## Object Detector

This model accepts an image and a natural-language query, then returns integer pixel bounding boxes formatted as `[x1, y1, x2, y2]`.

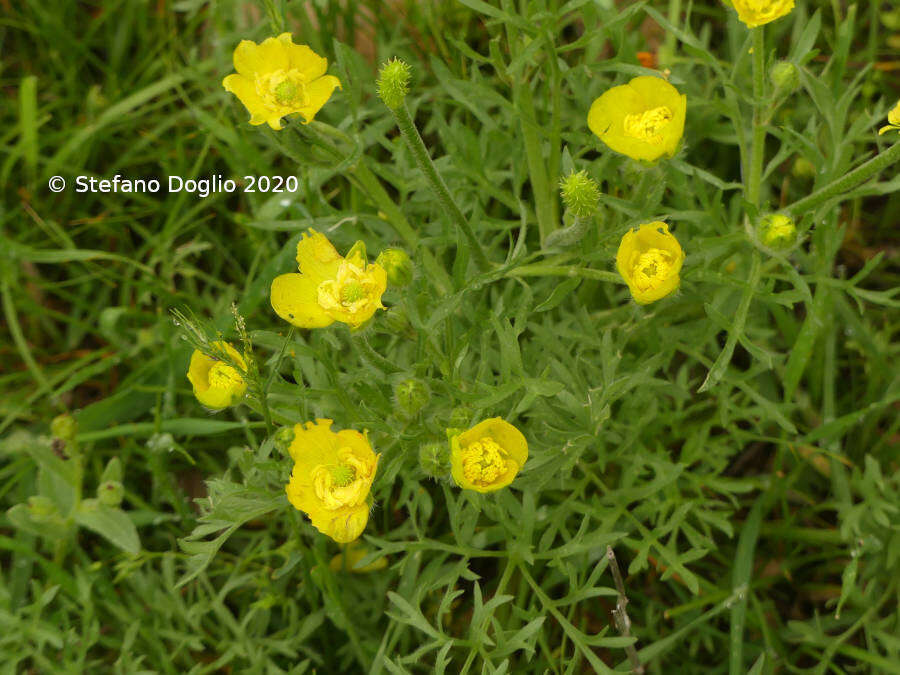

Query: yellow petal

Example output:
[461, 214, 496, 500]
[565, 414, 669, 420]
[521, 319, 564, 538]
[271, 273, 333, 328]
[451, 418, 528, 493]
[283, 41, 329, 81]
[222, 74, 270, 125]
[234, 36, 288, 77]
[294, 75, 342, 124]
[287, 418, 340, 467]
[295, 229, 343, 282]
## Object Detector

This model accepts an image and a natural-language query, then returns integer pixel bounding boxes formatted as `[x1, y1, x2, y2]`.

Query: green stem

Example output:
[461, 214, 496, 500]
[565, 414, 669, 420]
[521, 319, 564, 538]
[747, 27, 767, 209]
[390, 102, 491, 271]
[786, 140, 900, 217]
[505, 264, 621, 283]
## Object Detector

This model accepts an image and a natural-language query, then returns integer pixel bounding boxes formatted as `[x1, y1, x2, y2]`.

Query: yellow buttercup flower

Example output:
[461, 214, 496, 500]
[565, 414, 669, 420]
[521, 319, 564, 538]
[222, 33, 341, 130]
[727, 0, 795, 28]
[186, 341, 247, 409]
[271, 229, 387, 329]
[588, 76, 687, 162]
[450, 418, 528, 493]
[285, 419, 379, 543]
[878, 100, 900, 135]
[616, 222, 685, 305]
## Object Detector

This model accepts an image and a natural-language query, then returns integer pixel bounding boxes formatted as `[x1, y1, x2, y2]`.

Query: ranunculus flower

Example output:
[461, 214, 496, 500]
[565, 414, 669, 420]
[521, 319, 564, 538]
[727, 0, 794, 28]
[616, 222, 685, 305]
[222, 33, 341, 130]
[449, 418, 528, 493]
[285, 419, 379, 544]
[186, 341, 247, 409]
[588, 76, 686, 163]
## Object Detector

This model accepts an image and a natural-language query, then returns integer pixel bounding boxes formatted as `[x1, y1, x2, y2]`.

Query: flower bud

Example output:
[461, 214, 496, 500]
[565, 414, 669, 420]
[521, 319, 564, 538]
[770, 61, 799, 93]
[419, 442, 450, 478]
[273, 426, 295, 455]
[380, 306, 410, 334]
[394, 378, 430, 418]
[51, 413, 77, 441]
[447, 405, 473, 429]
[98, 480, 125, 507]
[28, 495, 60, 521]
[757, 213, 797, 250]
[792, 157, 816, 178]
[376, 249, 414, 287]
[377, 58, 411, 110]
[559, 170, 600, 219]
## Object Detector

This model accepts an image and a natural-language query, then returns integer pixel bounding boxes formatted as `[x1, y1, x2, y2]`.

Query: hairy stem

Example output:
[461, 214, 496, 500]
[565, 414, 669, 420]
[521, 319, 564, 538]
[746, 27, 767, 209]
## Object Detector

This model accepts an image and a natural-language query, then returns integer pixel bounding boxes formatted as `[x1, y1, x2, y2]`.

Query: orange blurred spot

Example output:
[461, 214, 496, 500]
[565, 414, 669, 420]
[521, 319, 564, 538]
[637, 51, 657, 69]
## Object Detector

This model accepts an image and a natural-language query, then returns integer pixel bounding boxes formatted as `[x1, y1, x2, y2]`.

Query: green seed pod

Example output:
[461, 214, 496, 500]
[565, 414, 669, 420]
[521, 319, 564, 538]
[377, 58, 411, 110]
[419, 442, 450, 478]
[51, 413, 77, 442]
[770, 61, 799, 93]
[274, 426, 295, 455]
[395, 378, 430, 418]
[757, 213, 798, 250]
[559, 170, 600, 219]
[98, 480, 125, 507]
[376, 248, 414, 287]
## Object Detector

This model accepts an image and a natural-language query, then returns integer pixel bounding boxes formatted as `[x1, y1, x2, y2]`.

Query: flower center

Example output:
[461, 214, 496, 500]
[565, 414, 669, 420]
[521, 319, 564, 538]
[461, 437, 508, 486]
[258, 69, 308, 108]
[208, 361, 242, 389]
[317, 262, 377, 316]
[632, 248, 674, 291]
[312, 450, 371, 510]
[623, 106, 673, 144]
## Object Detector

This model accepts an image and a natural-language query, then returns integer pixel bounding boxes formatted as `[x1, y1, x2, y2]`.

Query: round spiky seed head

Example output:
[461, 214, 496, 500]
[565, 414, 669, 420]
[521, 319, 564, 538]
[419, 442, 450, 479]
[758, 213, 798, 250]
[377, 58, 411, 110]
[560, 171, 601, 219]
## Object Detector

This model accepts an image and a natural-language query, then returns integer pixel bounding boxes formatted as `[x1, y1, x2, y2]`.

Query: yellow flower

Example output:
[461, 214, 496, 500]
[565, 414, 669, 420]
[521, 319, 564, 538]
[616, 222, 685, 305]
[271, 229, 387, 329]
[186, 341, 247, 409]
[450, 418, 528, 493]
[727, 0, 795, 28]
[285, 419, 379, 543]
[878, 100, 900, 135]
[588, 76, 687, 162]
[222, 33, 341, 130]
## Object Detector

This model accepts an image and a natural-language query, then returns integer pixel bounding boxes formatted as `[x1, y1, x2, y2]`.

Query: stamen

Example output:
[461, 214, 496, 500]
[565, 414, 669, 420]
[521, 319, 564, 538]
[623, 106, 673, 144]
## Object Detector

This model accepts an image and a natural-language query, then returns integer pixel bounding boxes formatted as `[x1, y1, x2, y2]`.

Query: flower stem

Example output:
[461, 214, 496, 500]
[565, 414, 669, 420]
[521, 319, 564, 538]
[746, 27, 767, 209]
[785, 140, 900, 217]
[389, 102, 491, 271]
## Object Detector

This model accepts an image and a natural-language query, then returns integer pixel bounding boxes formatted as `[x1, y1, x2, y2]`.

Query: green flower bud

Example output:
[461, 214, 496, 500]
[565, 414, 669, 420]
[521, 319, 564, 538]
[792, 157, 816, 178]
[28, 495, 60, 520]
[274, 426, 295, 455]
[419, 442, 450, 478]
[376, 248, 414, 287]
[97, 480, 125, 507]
[559, 170, 600, 219]
[51, 413, 77, 441]
[447, 406, 472, 429]
[770, 61, 799, 92]
[380, 307, 410, 334]
[377, 58, 411, 110]
[758, 213, 797, 250]
[395, 378, 430, 418]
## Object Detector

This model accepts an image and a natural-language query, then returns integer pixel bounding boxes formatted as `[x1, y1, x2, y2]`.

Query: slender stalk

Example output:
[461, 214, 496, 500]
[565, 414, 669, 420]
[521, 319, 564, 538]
[607, 546, 644, 674]
[785, 140, 900, 217]
[746, 27, 767, 209]
[390, 102, 491, 271]
[505, 264, 621, 283]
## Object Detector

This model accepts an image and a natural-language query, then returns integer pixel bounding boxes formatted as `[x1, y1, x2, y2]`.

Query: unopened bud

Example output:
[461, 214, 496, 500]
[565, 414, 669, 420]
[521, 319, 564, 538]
[447, 406, 472, 429]
[28, 495, 59, 520]
[376, 248, 413, 287]
[770, 61, 799, 92]
[51, 413, 77, 441]
[395, 379, 430, 418]
[792, 157, 816, 178]
[377, 58, 411, 110]
[98, 480, 125, 507]
[274, 426, 295, 454]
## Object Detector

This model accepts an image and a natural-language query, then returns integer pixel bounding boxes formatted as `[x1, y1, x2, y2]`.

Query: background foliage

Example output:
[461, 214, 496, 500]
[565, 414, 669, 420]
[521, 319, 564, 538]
[2, 0, 898, 672]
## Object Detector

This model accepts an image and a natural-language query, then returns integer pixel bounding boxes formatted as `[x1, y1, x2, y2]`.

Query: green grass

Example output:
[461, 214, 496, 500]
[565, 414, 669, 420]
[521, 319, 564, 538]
[2, 0, 899, 672]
